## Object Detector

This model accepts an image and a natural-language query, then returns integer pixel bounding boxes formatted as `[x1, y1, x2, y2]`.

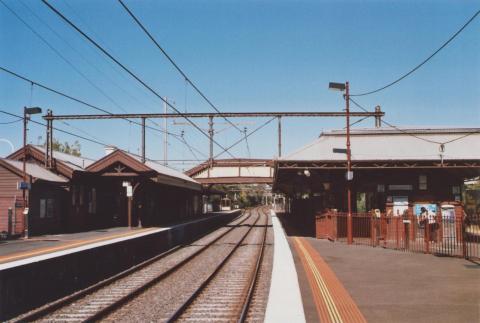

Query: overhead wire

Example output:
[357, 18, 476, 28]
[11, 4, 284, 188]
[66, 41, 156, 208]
[0, 109, 180, 165]
[116, 0, 244, 135]
[214, 117, 276, 159]
[0, 66, 209, 160]
[17, 0, 161, 123]
[349, 97, 480, 145]
[41, 0, 236, 159]
[244, 127, 251, 158]
[0, 0, 130, 114]
[10, 0, 181, 146]
[351, 9, 480, 97]
[0, 117, 23, 124]
[61, 0, 160, 108]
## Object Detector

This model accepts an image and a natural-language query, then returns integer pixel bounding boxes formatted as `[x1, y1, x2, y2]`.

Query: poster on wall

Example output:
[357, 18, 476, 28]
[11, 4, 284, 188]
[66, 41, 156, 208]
[414, 204, 437, 217]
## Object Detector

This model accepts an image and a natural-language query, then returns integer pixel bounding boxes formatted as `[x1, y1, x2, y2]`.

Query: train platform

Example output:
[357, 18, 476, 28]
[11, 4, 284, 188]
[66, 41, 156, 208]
[288, 236, 480, 323]
[0, 227, 156, 267]
[0, 211, 239, 269]
[265, 210, 306, 322]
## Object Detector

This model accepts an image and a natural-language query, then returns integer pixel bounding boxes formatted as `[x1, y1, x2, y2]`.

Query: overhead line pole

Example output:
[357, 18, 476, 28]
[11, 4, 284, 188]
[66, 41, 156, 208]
[277, 116, 282, 158]
[164, 97, 168, 166]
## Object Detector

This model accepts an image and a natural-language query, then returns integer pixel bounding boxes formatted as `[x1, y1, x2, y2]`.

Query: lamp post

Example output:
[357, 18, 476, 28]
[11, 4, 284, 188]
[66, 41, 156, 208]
[329, 82, 353, 244]
[23, 106, 42, 239]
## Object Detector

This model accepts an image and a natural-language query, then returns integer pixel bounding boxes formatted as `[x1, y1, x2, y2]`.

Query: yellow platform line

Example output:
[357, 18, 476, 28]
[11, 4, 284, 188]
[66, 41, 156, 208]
[295, 237, 343, 323]
[0, 228, 156, 264]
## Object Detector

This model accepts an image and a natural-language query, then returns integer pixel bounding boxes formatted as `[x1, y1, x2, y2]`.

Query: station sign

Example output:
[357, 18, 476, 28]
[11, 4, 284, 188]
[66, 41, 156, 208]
[346, 171, 353, 181]
[17, 181, 31, 190]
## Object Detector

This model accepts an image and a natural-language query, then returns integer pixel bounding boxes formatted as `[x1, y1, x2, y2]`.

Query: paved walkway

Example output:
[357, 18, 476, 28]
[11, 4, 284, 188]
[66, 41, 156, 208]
[0, 227, 155, 265]
[265, 210, 306, 323]
[0, 212, 239, 266]
[290, 237, 480, 323]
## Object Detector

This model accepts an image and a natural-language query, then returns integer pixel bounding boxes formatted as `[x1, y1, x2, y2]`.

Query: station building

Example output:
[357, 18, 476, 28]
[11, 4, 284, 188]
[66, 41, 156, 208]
[0, 145, 202, 237]
[274, 127, 480, 235]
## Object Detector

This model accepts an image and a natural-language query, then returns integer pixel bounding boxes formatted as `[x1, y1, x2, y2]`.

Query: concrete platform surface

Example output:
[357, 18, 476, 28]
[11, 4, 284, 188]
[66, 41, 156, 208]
[265, 211, 306, 323]
[0, 227, 155, 265]
[0, 212, 237, 266]
[290, 237, 480, 323]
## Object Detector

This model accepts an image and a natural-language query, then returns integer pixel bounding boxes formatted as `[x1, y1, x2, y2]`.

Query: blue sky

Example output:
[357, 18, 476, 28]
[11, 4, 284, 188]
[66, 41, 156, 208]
[0, 0, 479, 170]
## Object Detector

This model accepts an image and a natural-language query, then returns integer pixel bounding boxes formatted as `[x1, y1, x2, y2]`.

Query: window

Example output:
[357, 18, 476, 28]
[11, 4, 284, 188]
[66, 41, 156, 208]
[72, 185, 77, 206]
[419, 175, 427, 190]
[79, 185, 84, 206]
[88, 188, 97, 214]
[39, 198, 55, 218]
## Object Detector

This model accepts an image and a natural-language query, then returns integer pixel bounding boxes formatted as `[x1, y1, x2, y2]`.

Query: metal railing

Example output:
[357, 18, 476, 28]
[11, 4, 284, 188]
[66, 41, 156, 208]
[316, 211, 480, 260]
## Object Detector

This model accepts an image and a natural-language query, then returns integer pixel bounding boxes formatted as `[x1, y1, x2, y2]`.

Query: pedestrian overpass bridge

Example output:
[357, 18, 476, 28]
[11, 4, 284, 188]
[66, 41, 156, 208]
[185, 159, 274, 185]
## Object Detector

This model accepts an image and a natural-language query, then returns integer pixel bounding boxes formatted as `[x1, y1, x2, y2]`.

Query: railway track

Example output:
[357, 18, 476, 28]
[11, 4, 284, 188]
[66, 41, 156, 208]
[167, 206, 269, 322]
[13, 206, 271, 323]
[12, 210, 251, 322]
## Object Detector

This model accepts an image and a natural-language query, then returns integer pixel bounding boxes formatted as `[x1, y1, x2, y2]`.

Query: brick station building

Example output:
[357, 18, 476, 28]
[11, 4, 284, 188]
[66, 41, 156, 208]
[0, 145, 202, 237]
[274, 127, 480, 237]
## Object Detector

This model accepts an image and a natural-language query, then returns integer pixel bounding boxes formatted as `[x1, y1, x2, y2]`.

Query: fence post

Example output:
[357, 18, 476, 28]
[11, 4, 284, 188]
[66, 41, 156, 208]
[425, 221, 430, 254]
[370, 215, 375, 247]
[395, 216, 399, 249]
[462, 216, 467, 259]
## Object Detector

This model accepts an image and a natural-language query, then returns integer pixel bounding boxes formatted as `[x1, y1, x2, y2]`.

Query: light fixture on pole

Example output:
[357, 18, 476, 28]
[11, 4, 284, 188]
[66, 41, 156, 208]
[329, 82, 353, 245]
[22, 106, 42, 239]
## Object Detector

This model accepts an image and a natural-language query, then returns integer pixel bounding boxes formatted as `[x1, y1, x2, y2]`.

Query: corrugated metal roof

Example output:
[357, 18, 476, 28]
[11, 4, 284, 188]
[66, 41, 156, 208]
[282, 127, 480, 161]
[1, 159, 67, 183]
[125, 153, 201, 188]
[34, 145, 95, 170]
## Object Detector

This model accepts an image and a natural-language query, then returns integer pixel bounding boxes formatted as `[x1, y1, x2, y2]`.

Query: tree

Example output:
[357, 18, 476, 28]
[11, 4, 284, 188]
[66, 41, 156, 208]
[48, 139, 82, 157]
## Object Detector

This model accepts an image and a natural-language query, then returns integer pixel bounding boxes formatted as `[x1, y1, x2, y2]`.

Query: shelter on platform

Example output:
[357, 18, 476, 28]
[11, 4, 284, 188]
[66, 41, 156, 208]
[1, 145, 202, 237]
[274, 127, 480, 235]
[0, 158, 67, 236]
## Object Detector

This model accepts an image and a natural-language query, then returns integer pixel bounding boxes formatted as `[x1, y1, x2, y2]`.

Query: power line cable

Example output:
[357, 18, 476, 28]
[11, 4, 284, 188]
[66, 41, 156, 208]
[351, 9, 480, 97]
[349, 97, 480, 145]
[18, 0, 160, 121]
[0, 116, 23, 124]
[0, 109, 183, 165]
[0, 66, 186, 140]
[61, 0, 161, 108]
[244, 127, 251, 158]
[214, 117, 276, 159]
[12, 0, 167, 136]
[117, 0, 244, 135]
[0, 0, 131, 114]
[41, 0, 236, 159]
[0, 66, 208, 161]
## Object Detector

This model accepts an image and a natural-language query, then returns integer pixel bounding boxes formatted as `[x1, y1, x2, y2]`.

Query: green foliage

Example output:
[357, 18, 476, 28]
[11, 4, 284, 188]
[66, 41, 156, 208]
[211, 184, 268, 208]
[49, 139, 82, 157]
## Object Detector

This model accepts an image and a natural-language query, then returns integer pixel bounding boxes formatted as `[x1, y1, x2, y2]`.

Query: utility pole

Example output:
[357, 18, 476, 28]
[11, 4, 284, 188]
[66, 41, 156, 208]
[163, 97, 168, 166]
[22, 106, 42, 239]
[141, 117, 146, 163]
[345, 82, 353, 245]
[375, 105, 382, 128]
[208, 115, 214, 162]
[22, 107, 28, 239]
[277, 116, 282, 158]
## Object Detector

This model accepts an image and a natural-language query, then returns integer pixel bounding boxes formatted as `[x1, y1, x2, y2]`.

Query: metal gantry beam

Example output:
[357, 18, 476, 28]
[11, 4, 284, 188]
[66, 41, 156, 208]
[42, 109, 384, 165]
[42, 111, 384, 120]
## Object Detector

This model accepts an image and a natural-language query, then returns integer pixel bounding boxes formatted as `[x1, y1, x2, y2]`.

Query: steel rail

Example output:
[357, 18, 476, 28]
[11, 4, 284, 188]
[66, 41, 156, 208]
[238, 207, 269, 322]
[166, 206, 268, 322]
[43, 111, 384, 120]
[12, 210, 248, 322]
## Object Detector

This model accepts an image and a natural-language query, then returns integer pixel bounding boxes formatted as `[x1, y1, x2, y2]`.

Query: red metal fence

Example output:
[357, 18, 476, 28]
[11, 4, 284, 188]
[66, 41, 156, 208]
[316, 211, 480, 260]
